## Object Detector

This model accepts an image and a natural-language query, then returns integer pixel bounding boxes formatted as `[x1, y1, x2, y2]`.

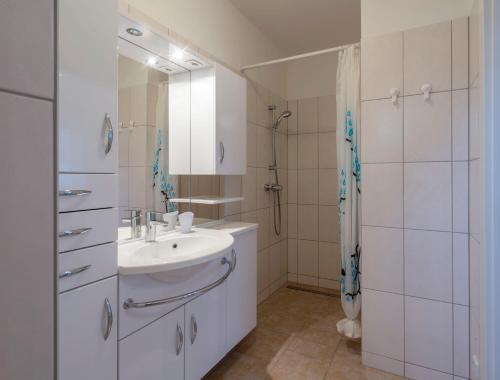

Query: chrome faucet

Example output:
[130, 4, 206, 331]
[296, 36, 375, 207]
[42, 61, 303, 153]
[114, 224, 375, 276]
[145, 211, 170, 242]
[123, 209, 142, 239]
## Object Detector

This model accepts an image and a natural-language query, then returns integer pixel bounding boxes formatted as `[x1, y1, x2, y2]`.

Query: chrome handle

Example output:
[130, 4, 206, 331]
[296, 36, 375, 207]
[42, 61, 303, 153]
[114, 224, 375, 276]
[219, 141, 225, 164]
[58, 227, 92, 238]
[58, 264, 92, 279]
[176, 324, 183, 356]
[103, 297, 113, 341]
[190, 315, 198, 344]
[231, 248, 237, 272]
[123, 252, 235, 309]
[104, 113, 114, 155]
[58, 189, 92, 197]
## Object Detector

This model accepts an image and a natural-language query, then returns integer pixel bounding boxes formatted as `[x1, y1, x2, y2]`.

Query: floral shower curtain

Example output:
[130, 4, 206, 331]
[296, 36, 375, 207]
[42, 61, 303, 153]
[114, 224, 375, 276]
[336, 46, 361, 339]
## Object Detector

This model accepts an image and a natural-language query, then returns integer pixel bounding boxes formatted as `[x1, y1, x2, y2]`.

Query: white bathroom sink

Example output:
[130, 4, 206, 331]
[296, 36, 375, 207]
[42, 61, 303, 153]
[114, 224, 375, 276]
[118, 228, 234, 276]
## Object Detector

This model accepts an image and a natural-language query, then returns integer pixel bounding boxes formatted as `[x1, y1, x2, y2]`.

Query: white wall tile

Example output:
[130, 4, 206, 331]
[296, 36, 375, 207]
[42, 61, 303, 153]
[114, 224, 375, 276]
[298, 169, 318, 204]
[469, 159, 480, 239]
[318, 278, 339, 290]
[405, 363, 453, 380]
[298, 97, 318, 133]
[318, 132, 337, 168]
[318, 169, 338, 205]
[257, 168, 272, 209]
[297, 274, 319, 287]
[453, 304, 470, 378]
[298, 240, 318, 277]
[404, 21, 452, 95]
[269, 243, 281, 284]
[318, 95, 336, 132]
[256, 126, 272, 168]
[129, 125, 148, 166]
[453, 162, 469, 233]
[118, 130, 130, 166]
[288, 204, 297, 239]
[242, 167, 257, 212]
[452, 17, 469, 90]
[404, 230, 453, 302]
[404, 162, 452, 231]
[288, 170, 298, 204]
[361, 31, 403, 101]
[247, 82, 257, 124]
[452, 90, 469, 161]
[257, 208, 270, 250]
[404, 92, 452, 162]
[288, 134, 298, 169]
[453, 233, 469, 306]
[405, 296, 453, 373]
[119, 167, 129, 207]
[469, 85, 480, 160]
[247, 122, 257, 167]
[363, 289, 404, 361]
[287, 239, 297, 274]
[287, 100, 298, 134]
[318, 205, 339, 243]
[362, 226, 403, 294]
[361, 98, 403, 163]
[257, 248, 269, 291]
[362, 352, 404, 377]
[318, 242, 340, 280]
[298, 133, 318, 169]
[361, 163, 403, 228]
[297, 205, 318, 241]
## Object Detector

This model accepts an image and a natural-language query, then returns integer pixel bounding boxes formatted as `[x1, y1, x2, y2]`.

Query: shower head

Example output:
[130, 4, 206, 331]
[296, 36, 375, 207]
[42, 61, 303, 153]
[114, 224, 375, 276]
[273, 110, 292, 130]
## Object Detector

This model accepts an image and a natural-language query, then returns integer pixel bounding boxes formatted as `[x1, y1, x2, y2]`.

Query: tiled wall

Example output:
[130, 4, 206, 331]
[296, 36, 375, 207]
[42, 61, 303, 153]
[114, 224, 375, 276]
[286, 96, 341, 290]
[360, 19, 471, 379]
[222, 79, 289, 303]
[468, 0, 482, 378]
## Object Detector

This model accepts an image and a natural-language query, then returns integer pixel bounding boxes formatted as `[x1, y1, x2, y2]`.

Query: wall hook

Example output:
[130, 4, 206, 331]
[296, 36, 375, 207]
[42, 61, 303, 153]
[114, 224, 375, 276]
[421, 83, 432, 101]
[389, 88, 400, 104]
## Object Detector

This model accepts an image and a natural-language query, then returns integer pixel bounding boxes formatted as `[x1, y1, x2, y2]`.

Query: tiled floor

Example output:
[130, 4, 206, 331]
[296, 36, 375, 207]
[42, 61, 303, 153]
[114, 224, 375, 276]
[205, 287, 404, 380]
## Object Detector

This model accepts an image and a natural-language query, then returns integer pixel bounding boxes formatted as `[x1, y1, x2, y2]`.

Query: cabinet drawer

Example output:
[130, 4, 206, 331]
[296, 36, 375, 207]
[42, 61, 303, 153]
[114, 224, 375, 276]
[58, 208, 117, 253]
[59, 174, 117, 212]
[58, 243, 117, 292]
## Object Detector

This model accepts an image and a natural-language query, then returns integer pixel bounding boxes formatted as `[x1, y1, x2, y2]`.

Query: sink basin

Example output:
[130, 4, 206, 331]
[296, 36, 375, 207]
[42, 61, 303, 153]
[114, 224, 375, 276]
[118, 228, 234, 276]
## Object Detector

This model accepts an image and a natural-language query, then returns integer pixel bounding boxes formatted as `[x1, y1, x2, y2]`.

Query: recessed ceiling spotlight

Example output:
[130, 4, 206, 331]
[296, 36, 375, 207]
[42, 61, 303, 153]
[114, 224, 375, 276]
[172, 48, 184, 60]
[146, 57, 158, 66]
[126, 27, 143, 37]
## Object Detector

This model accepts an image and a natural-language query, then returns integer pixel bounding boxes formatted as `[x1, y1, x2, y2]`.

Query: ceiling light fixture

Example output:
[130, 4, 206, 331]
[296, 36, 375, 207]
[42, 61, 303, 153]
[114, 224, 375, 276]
[126, 27, 143, 37]
[146, 57, 158, 66]
[172, 48, 185, 60]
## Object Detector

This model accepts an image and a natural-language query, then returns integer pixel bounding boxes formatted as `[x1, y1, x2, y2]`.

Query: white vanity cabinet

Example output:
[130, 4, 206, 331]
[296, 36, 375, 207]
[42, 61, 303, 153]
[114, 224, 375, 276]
[171, 63, 246, 175]
[226, 228, 257, 349]
[119, 306, 185, 380]
[185, 285, 227, 380]
[58, 0, 118, 173]
[58, 277, 118, 380]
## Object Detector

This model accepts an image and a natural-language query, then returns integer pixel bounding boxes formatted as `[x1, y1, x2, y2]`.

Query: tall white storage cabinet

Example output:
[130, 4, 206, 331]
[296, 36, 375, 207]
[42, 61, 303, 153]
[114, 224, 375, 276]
[57, 1, 118, 379]
[171, 63, 246, 175]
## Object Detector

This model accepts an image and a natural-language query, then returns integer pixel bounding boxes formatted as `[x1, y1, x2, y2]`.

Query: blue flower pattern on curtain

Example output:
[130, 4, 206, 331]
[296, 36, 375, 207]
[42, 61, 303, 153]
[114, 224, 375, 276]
[153, 129, 177, 213]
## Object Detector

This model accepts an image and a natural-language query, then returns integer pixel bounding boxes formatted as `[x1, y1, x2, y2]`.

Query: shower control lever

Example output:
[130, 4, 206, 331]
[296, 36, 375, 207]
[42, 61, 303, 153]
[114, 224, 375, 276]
[264, 183, 283, 192]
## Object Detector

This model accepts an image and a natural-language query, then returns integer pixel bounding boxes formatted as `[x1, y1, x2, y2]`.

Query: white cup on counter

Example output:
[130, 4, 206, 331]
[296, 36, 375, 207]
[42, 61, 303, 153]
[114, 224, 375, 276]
[178, 212, 194, 233]
[163, 211, 178, 232]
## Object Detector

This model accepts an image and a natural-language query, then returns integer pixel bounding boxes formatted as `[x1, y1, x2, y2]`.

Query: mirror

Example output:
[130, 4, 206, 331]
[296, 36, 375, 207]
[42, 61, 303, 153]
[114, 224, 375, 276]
[117, 16, 223, 240]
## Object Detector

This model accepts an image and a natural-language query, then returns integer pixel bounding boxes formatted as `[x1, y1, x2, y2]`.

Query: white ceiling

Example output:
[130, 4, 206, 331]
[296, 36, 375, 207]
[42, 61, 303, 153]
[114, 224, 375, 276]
[230, 0, 360, 55]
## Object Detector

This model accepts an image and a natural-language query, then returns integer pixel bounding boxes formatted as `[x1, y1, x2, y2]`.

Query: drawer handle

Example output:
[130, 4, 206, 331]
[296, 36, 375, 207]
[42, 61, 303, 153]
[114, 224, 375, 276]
[219, 141, 225, 164]
[58, 227, 92, 238]
[58, 264, 92, 279]
[103, 297, 113, 341]
[176, 324, 183, 356]
[190, 315, 198, 344]
[58, 189, 92, 197]
[104, 113, 114, 155]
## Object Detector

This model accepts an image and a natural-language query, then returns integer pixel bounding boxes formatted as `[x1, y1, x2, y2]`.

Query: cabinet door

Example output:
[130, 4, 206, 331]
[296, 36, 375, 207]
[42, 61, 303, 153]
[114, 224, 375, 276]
[215, 63, 246, 175]
[119, 306, 184, 380]
[185, 284, 227, 380]
[58, 0, 117, 173]
[227, 230, 257, 350]
[58, 277, 117, 380]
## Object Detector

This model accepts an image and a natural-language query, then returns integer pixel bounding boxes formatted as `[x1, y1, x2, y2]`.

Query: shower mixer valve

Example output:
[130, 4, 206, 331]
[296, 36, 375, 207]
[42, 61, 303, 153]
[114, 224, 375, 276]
[264, 183, 283, 192]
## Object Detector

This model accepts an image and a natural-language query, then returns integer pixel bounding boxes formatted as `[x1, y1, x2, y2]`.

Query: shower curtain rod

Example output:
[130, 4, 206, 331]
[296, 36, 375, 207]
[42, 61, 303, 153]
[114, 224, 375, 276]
[241, 41, 360, 72]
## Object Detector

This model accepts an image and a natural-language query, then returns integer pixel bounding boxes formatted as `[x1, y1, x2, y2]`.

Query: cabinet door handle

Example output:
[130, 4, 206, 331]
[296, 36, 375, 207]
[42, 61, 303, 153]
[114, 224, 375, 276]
[104, 113, 114, 155]
[58, 227, 92, 238]
[58, 189, 92, 197]
[219, 141, 225, 164]
[103, 297, 113, 341]
[231, 248, 237, 272]
[176, 324, 184, 355]
[58, 264, 92, 279]
[190, 315, 198, 344]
